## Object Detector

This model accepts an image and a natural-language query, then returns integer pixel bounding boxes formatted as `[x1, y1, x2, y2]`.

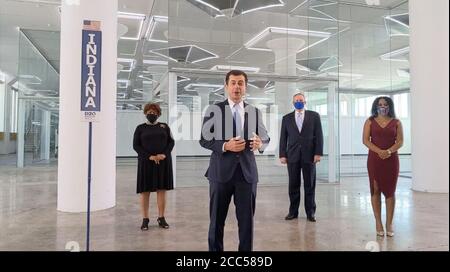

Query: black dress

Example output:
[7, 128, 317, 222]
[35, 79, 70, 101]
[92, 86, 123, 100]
[133, 122, 174, 193]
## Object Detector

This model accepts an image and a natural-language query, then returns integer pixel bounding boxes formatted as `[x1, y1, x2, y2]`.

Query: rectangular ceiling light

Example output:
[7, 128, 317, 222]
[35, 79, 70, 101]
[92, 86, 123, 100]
[117, 58, 135, 72]
[117, 79, 130, 88]
[195, 0, 222, 12]
[380, 47, 409, 62]
[184, 83, 224, 93]
[210, 65, 260, 73]
[190, 0, 285, 17]
[143, 59, 169, 65]
[138, 75, 158, 83]
[240, 1, 285, 15]
[177, 76, 191, 83]
[118, 12, 146, 40]
[244, 27, 331, 53]
[384, 13, 409, 37]
[146, 15, 168, 43]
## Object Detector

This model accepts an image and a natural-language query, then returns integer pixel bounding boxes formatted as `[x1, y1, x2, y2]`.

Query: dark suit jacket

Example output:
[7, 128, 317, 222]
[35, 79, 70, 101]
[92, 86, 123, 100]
[279, 110, 323, 163]
[199, 100, 270, 183]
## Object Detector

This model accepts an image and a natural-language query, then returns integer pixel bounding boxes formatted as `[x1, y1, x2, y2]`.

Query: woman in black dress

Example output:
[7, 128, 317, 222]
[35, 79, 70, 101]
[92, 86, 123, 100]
[133, 103, 174, 230]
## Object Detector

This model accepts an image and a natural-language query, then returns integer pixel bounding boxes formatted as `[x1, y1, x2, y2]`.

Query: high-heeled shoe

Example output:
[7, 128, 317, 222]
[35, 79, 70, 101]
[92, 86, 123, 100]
[386, 224, 394, 237]
[386, 231, 395, 237]
[157, 217, 169, 229]
[376, 230, 385, 237]
[141, 218, 149, 231]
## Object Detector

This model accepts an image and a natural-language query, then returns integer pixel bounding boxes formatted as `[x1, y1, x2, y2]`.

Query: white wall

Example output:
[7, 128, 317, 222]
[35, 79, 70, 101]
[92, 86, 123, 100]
[116, 110, 278, 157]
[116, 111, 411, 157]
[0, 140, 16, 155]
[410, 0, 449, 192]
[339, 116, 411, 155]
[116, 110, 145, 156]
[0, 76, 16, 155]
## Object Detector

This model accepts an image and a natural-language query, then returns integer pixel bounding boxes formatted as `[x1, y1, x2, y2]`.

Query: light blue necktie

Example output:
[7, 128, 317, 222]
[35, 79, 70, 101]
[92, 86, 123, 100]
[233, 104, 242, 137]
[296, 112, 303, 133]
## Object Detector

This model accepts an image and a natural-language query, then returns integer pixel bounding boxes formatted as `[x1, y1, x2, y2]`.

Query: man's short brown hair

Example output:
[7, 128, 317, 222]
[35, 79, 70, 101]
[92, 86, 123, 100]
[143, 103, 161, 116]
[225, 70, 248, 85]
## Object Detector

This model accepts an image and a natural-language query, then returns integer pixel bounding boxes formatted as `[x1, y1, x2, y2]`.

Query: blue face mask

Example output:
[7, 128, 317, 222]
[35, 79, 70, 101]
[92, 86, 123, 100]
[377, 106, 389, 116]
[294, 101, 305, 110]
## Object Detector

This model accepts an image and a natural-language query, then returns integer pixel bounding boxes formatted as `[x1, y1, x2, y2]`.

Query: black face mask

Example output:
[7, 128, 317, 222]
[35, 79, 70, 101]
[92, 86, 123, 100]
[146, 114, 158, 123]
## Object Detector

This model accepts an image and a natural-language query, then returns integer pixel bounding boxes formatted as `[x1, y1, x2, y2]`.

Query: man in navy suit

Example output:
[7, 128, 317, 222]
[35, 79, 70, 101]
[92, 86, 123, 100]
[200, 70, 270, 251]
[279, 92, 323, 222]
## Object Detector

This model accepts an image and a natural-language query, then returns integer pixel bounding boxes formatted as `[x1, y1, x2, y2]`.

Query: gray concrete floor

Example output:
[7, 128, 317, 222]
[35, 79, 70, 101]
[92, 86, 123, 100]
[0, 158, 448, 251]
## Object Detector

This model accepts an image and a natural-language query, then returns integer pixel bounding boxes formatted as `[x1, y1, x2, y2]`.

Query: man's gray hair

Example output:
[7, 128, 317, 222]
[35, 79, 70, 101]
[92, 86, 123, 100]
[293, 92, 306, 99]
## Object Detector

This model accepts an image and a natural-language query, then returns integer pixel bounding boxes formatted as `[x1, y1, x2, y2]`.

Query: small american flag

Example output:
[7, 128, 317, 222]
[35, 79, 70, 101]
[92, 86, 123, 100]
[83, 20, 101, 31]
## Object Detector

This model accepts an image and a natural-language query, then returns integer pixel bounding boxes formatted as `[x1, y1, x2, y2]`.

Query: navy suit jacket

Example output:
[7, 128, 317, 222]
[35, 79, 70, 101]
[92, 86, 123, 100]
[199, 100, 270, 184]
[279, 110, 323, 163]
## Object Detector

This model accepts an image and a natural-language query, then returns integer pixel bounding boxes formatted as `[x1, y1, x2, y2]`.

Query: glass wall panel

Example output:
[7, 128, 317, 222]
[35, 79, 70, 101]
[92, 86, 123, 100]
[17, 29, 59, 166]
[116, 0, 169, 158]
[168, 0, 341, 186]
[0, 8, 19, 163]
[337, 2, 411, 178]
[302, 80, 339, 182]
[4, 0, 409, 182]
[390, 1, 411, 176]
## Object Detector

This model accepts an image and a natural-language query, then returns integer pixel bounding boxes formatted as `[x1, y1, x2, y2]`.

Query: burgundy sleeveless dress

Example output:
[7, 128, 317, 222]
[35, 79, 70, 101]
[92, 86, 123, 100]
[367, 118, 400, 198]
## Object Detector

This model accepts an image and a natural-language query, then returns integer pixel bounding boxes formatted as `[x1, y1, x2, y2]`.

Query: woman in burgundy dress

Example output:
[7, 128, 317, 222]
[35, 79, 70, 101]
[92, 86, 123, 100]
[363, 97, 403, 237]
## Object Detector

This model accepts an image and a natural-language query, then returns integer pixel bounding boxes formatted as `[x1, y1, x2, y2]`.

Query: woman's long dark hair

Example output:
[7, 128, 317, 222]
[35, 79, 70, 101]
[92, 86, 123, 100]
[370, 96, 396, 119]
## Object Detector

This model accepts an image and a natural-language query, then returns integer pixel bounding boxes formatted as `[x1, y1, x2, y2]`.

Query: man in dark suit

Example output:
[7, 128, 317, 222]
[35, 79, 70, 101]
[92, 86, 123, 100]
[279, 92, 323, 222]
[199, 70, 270, 251]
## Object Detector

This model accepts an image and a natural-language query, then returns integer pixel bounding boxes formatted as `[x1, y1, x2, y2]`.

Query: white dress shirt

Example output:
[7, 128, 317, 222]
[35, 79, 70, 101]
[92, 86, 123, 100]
[295, 110, 305, 134]
[222, 99, 245, 152]
[228, 98, 245, 131]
